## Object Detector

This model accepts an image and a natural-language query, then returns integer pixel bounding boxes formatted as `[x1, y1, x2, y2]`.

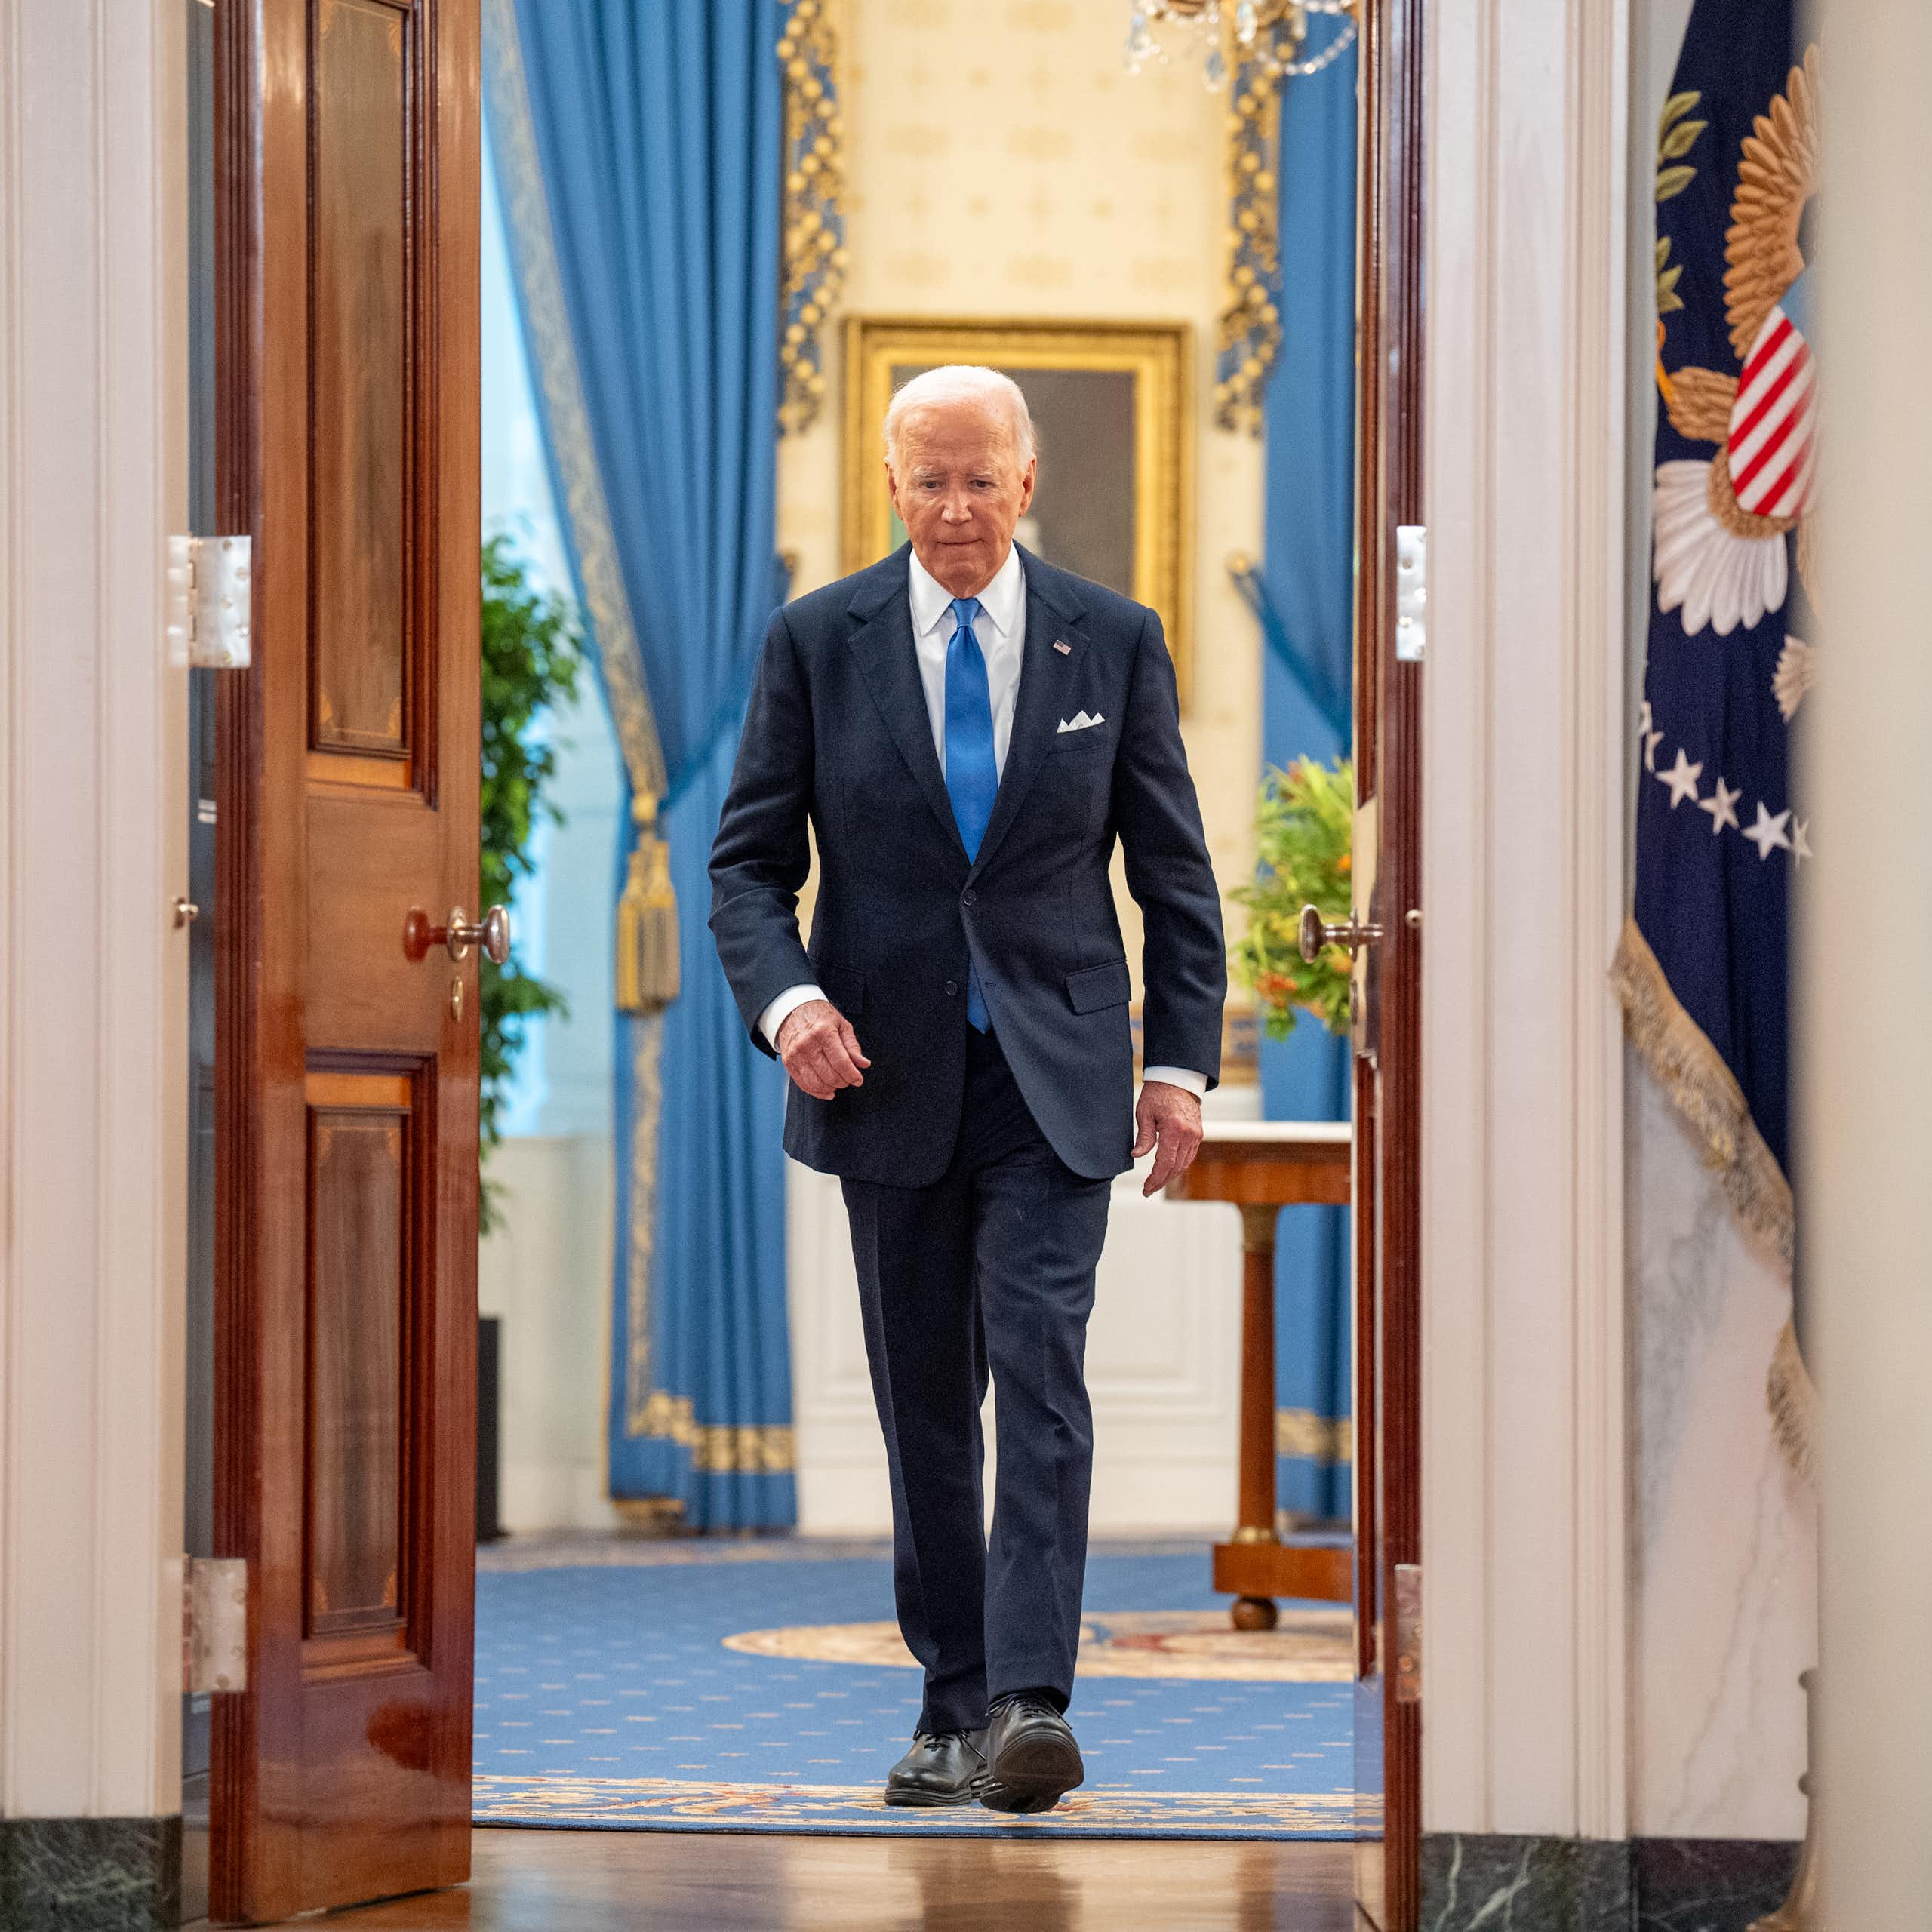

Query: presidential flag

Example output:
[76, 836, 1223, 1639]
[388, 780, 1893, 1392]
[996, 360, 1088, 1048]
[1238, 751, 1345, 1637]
[1614, 0, 1819, 1470]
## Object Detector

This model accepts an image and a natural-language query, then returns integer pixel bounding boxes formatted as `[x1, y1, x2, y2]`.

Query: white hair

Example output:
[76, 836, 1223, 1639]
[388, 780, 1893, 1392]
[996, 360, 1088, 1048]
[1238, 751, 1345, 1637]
[882, 365, 1037, 470]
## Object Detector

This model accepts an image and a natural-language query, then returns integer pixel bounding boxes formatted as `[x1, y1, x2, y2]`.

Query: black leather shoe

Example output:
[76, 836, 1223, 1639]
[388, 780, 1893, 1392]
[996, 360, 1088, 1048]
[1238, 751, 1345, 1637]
[975, 1693, 1085, 1813]
[884, 1728, 988, 1807]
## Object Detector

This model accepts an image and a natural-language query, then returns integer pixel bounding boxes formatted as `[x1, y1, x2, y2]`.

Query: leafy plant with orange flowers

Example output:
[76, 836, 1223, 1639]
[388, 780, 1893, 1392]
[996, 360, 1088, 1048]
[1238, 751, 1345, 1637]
[1230, 755, 1355, 1041]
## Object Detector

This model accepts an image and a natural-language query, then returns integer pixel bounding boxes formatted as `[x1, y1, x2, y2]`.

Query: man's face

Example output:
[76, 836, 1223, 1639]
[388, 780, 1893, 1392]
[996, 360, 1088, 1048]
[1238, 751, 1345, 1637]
[887, 398, 1037, 600]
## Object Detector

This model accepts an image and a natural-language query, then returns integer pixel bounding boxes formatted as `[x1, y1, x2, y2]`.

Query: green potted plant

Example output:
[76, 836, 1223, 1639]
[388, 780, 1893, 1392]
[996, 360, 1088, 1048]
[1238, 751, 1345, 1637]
[1230, 754, 1355, 1041]
[479, 531, 582, 1233]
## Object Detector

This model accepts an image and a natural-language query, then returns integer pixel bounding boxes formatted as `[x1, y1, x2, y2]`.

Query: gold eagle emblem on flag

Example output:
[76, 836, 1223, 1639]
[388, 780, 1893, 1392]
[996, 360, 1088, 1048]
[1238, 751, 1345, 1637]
[1654, 48, 1820, 641]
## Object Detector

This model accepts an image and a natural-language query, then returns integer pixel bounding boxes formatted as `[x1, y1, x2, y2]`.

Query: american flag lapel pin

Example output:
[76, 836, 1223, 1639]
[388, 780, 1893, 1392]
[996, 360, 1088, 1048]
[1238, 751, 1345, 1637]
[1053, 638, 1071, 655]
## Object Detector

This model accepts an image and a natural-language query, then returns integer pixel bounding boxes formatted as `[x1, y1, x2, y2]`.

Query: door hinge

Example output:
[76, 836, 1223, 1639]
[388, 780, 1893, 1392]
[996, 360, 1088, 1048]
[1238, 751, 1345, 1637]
[1393, 1561, 1422, 1703]
[1395, 525, 1426, 662]
[183, 1556, 248, 1694]
[165, 534, 252, 669]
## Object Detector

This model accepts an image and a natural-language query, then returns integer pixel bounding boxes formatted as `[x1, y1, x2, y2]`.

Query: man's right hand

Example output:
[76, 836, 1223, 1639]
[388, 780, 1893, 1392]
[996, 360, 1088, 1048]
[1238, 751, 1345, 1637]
[776, 998, 871, 1100]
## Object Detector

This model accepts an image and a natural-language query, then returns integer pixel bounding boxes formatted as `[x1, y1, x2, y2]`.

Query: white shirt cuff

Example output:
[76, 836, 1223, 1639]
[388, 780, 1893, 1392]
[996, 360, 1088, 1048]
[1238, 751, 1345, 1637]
[758, 983, 826, 1051]
[1142, 1065, 1208, 1097]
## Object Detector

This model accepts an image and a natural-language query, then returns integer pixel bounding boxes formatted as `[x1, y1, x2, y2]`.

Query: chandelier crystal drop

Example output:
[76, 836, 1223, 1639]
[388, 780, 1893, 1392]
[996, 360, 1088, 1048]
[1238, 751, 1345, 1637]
[1123, 0, 1358, 91]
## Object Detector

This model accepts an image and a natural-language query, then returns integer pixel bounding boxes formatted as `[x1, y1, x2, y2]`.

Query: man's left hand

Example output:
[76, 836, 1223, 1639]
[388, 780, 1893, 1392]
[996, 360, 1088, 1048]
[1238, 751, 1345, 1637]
[1133, 1079, 1204, 1198]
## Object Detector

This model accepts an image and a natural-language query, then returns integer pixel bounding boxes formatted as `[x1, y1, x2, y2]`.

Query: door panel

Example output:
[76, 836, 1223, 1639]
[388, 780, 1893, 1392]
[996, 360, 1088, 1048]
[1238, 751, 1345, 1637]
[213, 0, 479, 1918]
[306, 1073, 411, 1646]
[1352, 0, 1426, 1927]
[311, 0, 414, 774]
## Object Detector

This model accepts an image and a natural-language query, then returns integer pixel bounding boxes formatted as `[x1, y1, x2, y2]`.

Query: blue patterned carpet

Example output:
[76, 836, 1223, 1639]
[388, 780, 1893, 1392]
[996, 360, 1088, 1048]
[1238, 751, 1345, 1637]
[473, 1540, 1360, 1838]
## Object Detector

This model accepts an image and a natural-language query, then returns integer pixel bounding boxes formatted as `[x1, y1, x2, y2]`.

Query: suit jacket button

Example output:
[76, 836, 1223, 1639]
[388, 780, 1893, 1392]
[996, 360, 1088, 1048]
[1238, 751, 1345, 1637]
[945, 980, 958, 997]
[962, 888, 977, 905]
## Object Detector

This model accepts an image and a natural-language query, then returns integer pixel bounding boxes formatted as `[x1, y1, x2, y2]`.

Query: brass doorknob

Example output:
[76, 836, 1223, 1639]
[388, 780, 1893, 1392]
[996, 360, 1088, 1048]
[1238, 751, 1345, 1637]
[1298, 903, 1383, 964]
[405, 904, 512, 966]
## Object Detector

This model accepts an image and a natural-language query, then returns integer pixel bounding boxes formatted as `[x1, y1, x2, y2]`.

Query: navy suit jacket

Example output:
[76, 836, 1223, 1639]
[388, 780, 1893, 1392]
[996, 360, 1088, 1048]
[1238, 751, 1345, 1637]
[708, 544, 1226, 1186]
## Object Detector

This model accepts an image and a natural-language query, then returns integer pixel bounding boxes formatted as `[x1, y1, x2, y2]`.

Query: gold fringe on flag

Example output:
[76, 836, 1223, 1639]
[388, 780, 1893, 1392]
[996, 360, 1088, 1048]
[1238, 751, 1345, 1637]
[615, 793, 680, 1015]
[1612, 915, 1817, 1478]
[1767, 1316, 1817, 1485]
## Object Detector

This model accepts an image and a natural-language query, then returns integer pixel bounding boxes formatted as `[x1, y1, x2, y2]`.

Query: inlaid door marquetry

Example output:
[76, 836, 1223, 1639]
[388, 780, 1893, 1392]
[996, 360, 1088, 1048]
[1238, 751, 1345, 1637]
[213, 0, 479, 1919]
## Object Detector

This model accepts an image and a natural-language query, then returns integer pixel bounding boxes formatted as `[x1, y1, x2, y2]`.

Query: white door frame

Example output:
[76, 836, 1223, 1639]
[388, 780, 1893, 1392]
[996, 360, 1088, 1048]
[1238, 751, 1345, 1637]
[0, 0, 190, 1821]
[1420, 0, 1632, 1840]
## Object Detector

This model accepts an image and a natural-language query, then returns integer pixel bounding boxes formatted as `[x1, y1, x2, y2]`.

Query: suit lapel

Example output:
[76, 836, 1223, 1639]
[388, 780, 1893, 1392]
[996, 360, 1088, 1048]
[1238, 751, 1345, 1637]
[847, 548, 968, 860]
[971, 548, 1086, 876]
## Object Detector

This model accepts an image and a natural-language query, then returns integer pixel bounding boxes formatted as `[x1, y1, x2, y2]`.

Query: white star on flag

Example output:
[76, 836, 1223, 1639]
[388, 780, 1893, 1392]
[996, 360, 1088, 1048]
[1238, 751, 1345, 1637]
[1742, 801, 1793, 860]
[1638, 702, 1663, 771]
[1698, 777, 1742, 835]
[1657, 749, 1703, 808]
[1792, 817, 1812, 864]
[1754, 799, 1792, 861]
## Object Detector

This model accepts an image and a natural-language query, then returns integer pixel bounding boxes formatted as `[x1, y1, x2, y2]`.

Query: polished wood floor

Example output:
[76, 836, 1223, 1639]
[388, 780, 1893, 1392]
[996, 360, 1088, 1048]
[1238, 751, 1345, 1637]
[211, 1829, 1355, 1931]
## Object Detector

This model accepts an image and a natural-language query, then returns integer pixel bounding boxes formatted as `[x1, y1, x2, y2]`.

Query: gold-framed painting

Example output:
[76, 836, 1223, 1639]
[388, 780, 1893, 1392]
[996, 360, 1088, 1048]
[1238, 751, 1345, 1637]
[842, 316, 1195, 705]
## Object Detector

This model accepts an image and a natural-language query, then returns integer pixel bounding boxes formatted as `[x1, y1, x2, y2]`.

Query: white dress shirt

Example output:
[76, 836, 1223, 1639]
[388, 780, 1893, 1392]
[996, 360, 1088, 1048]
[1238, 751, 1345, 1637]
[758, 546, 1207, 1097]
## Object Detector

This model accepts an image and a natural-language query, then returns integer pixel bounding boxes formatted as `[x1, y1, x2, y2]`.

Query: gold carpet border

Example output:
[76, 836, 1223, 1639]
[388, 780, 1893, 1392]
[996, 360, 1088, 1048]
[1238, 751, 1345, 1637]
[485, 17, 789, 1478]
[1612, 915, 1815, 1478]
[472, 1774, 1367, 1836]
[721, 1609, 1354, 1682]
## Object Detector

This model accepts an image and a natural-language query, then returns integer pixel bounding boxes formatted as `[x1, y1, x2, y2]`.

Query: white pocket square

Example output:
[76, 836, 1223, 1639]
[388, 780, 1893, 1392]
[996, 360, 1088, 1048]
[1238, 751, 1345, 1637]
[1057, 710, 1106, 734]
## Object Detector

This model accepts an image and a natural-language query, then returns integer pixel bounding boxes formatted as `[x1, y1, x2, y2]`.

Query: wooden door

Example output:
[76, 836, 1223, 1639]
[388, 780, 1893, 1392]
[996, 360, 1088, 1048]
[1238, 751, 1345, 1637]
[1351, 0, 1426, 1927]
[211, 0, 481, 1918]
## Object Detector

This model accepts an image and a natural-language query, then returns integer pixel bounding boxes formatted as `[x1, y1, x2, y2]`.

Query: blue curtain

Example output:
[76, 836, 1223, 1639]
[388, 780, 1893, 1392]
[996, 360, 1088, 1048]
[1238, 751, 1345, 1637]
[1256, 35, 1358, 1526]
[485, 1, 796, 1527]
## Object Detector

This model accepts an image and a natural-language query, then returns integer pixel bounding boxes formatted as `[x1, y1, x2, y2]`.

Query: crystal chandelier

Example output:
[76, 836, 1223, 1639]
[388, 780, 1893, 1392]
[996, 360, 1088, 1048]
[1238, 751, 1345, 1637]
[1124, 0, 1358, 91]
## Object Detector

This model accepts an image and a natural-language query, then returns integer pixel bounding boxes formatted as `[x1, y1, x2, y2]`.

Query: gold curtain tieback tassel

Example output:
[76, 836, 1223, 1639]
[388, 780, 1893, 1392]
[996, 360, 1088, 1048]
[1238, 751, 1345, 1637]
[615, 792, 681, 1014]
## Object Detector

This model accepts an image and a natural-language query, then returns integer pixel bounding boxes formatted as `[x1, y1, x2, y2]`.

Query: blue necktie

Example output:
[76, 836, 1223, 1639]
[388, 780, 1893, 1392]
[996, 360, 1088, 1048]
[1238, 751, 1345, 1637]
[944, 597, 997, 1032]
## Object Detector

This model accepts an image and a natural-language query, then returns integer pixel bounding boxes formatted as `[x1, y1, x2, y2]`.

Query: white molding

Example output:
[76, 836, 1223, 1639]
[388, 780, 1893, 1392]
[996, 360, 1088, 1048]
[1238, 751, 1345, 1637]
[478, 1134, 622, 1534]
[1421, 0, 1630, 1839]
[0, 0, 18, 1817]
[1568, 0, 1632, 1842]
[0, 0, 187, 1817]
[1812, 8, 1932, 1912]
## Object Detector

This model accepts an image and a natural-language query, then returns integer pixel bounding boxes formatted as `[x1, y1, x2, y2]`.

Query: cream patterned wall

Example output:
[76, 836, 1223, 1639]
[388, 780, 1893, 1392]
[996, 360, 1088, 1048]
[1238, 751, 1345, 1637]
[777, 0, 1266, 976]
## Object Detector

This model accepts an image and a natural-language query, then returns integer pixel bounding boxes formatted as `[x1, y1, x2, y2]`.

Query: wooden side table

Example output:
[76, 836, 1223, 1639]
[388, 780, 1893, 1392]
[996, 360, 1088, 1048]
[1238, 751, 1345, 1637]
[1168, 1120, 1353, 1628]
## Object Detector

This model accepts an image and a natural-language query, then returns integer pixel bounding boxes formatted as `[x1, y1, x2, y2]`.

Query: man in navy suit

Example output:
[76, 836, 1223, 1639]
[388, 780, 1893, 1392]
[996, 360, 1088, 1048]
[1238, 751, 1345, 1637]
[710, 367, 1225, 1812]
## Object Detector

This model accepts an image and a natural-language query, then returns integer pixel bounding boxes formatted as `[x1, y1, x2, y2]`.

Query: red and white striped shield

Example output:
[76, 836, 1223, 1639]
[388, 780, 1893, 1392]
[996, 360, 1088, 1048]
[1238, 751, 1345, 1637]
[1726, 305, 1817, 519]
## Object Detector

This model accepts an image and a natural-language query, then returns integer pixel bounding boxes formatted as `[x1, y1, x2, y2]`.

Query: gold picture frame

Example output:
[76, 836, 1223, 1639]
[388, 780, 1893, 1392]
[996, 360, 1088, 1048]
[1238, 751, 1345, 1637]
[842, 316, 1195, 706]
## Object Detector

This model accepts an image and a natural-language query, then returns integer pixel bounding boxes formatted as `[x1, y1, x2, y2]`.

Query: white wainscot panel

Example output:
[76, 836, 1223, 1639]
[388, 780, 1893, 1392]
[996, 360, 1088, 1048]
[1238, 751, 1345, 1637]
[479, 1133, 623, 1533]
[789, 1124, 1250, 1537]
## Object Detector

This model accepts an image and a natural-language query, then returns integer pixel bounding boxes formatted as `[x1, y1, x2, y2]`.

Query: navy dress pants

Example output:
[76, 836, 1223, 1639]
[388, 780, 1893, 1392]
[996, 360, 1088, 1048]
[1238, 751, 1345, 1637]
[841, 1026, 1113, 1737]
